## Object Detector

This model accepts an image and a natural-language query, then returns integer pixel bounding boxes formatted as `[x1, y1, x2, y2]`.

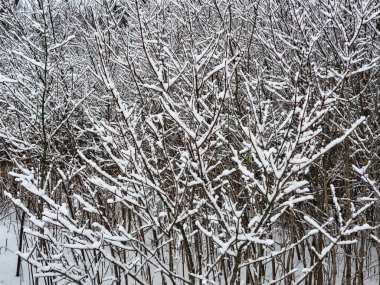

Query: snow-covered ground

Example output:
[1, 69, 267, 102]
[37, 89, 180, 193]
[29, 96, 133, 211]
[0, 216, 30, 285]
[0, 221, 19, 284]
[1, 214, 379, 285]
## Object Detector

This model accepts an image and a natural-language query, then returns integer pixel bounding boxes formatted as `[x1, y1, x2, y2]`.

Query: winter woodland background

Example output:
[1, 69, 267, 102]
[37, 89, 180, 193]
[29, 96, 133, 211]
[0, 0, 380, 284]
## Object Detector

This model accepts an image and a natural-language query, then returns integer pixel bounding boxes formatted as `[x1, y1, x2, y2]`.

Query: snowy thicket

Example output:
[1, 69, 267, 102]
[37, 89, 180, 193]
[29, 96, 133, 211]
[0, 0, 379, 284]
